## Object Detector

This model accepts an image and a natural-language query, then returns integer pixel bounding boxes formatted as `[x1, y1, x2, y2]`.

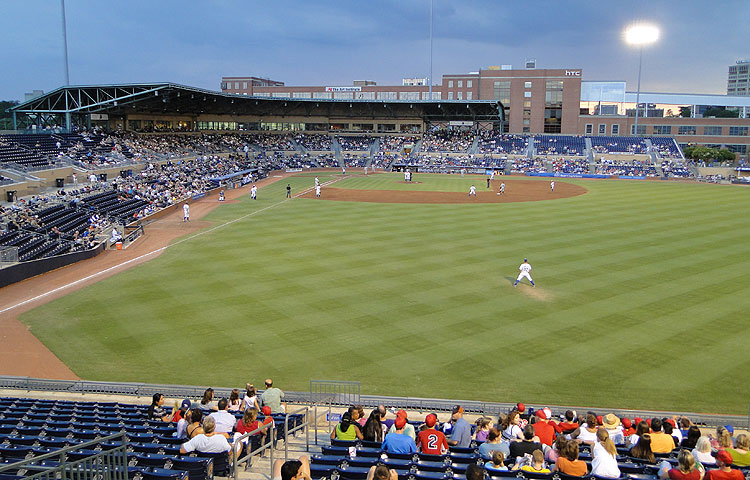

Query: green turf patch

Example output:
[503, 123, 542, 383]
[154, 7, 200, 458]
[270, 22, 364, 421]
[20, 174, 750, 413]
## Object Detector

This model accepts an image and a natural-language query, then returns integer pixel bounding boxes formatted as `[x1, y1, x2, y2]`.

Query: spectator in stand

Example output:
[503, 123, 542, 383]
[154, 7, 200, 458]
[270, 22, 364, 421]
[179, 416, 231, 454]
[681, 426, 702, 450]
[501, 410, 524, 441]
[513, 449, 550, 474]
[186, 409, 204, 439]
[366, 465, 398, 480]
[199, 388, 217, 411]
[447, 405, 472, 448]
[417, 413, 449, 455]
[533, 408, 557, 446]
[663, 420, 681, 448]
[622, 418, 636, 437]
[727, 434, 750, 467]
[388, 410, 416, 440]
[209, 398, 236, 436]
[555, 410, 580, 435]
[711, 427, 733, 451]
[546, 434, 568, 464]
[331, 411, 363, 441]
[479, 427, 510, 460]
[242, 383, 260, 411]
[485, 451, 508, 471]
[175, 400, 193, 439]
[651, 418, 678, 454]
[510, 425, 543, 459]
[693, 437, 716, 466]
[234, 408, 261, 458]
[466, 464, 486, 480]
[603, 413, 625, 445]
[591, 428, 621, 479]
[627, 420, 650, 448]
[631, 434, 656, 463]
[227, 389, 242, 412]
[553, 439, 589, 477]
[173, 398, 192, 423]
[475, 417, 493, 442]
[705, 450, 744, 480]
[573, 413, 600, 445]
[260, 378, 285, 414]
[353, 405, 367, 428]
[272, 455, 311, 480]
[382, 416, 417, 454]
[363, 410, 385, 443]
[658, 449, 703, 480]
[148, 393, 176, 422]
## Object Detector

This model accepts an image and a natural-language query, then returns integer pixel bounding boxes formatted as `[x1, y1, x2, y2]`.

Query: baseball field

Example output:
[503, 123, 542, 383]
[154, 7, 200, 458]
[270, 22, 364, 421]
[18, 172, 750, 414]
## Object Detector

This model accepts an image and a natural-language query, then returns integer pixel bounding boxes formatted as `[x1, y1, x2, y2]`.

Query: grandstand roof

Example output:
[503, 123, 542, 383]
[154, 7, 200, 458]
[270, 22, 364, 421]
[9, 83, 504, 123]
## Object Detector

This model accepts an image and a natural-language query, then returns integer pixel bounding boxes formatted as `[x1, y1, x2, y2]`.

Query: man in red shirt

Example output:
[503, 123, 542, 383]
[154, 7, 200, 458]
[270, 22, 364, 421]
[532, 409, 557, 446]
[417, 414, 448, 455]
[554, 410, 579, 435]
[706, 450, 744, 480]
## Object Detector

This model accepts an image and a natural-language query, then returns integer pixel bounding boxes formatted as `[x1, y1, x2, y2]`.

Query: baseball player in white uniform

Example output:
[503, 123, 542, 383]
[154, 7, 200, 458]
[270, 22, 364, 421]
[498, 182, 505, 195]
[469, 185, 477, 196]
[251, 184, 257, 200]
[550, 181, 555, 192]
[183, 203, 190, 222]
[315, 184, 321, 198]
[315, 177, 320, 187]
[514, 258, 534, 287]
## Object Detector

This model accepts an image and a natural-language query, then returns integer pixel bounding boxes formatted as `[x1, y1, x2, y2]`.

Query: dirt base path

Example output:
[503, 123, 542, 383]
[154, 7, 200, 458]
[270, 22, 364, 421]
[0, 172, 290, 379]
[299, 178, 587, 203]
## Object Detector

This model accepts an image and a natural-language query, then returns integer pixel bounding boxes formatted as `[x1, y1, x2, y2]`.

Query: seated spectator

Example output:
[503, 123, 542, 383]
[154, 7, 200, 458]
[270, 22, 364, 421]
[555, 410, 580, 435]
[705, 450, 744, 480]
[381, 416, 417, 454]
[573, 413, 599, 445]
[272, 455, 311, 480]
[174, 399, 192, 439]
[485, 450, 509, 471]
[693, 437, 716, 467]
[663, 419, 681, 447]
[448, 405, 472, 447]
[631, 434, 656, 464]
[533, 408, 557, 446]
[147, 393, 176, 422]
[388, 410, 416, 440]
[591, 428, 621, 478]
[622, 418, 636, 437]
[466, 463, 485, 480]
[366, 465, 398, 480]
[185, 409, 204, 439]
[658, 450, 703, 480]
[475, 417, 493, 442]
[711, 427, 733, 451]
[479, 427, 510, 460]
[260, 378, 286, 414]
[603, 413, 625, 445]
[209, 398, 236, 436]
[173, 398, 192, 423]
[199, 387, 217, 411]
[179, 416, 231, 454]
[553, 440, 588, 477]
[362, 410, 384, 443]
[682, 426, 702, 450]
[228, 389, 242, 411]
[546, 434, 568, 464]
[510, 425, 543, 459]
[242, 383, 260, 411]
[651, 418, 678, 454]
[727, 434, 750, 467]
[353, 405, 367, 428]
[513, 449, 550, 474]
[331, 411, 363, 441]
[501, 410, 524, 441]
[417, 413, 448, 455]
[627, 420, 650, 448]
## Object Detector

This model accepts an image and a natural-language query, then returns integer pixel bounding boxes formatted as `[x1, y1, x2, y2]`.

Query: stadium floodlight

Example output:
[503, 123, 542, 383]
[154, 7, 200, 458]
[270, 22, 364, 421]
[624, 23, 660, 136]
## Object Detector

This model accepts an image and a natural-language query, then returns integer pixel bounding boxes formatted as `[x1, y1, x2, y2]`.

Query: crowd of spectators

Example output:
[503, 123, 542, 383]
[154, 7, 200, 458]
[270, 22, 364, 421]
[420, 131, 474, 153]
[595, 159, 658, 176]
[337, 136, 372, 151]
[661, 160, 693, 177]
[535, 135, 586, 156]
[552, 158, 590, 175]
[379, 136, 418, 153]
[295, 134, 332, 151]
[477, 132, 528, 154]
[591, 137, 648, 155]
[512, 158, 546, 173]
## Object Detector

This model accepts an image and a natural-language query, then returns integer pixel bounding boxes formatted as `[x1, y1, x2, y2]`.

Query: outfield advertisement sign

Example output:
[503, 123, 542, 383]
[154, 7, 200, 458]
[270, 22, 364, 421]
[286, 168, 303, 173]
[526, 172, 610, 179]
[191, 193, 206, 200]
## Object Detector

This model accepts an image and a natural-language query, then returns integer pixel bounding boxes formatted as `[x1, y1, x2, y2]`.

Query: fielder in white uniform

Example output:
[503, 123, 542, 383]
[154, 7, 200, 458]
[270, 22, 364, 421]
[514, 258, 534, 287]
[315, 184, 321, 197]
[469, 185, 477, 196]
[251, 184, 257, 200]
[183, 203, 190, 222]
[498, 182, 505, 195]
[314, 177, 319, 187]
[550, 181, 555, 192]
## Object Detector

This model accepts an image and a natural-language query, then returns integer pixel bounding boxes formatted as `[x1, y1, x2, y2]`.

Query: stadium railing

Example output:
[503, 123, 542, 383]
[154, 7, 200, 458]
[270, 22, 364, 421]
[0, 375, 745, 431]
[0, 431, 129, 480]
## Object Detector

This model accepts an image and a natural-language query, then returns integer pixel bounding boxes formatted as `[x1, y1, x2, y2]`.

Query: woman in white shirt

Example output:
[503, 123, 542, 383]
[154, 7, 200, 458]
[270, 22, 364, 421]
[691, 437, 716, 466]
[501, 411, 523, 441]
[591, 428, 621, 479]
[575, 414, 600, 445]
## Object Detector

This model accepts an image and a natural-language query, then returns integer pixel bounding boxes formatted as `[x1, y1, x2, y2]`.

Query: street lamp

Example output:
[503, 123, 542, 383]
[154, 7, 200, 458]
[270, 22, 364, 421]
[624, 23, 659, 136]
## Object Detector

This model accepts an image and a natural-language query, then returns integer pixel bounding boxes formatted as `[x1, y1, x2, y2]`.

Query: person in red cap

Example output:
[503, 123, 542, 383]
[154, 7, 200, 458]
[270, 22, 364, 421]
[260, 406, 275, 446]
[706, 450, 744, 480]
[621, 418, 635, 437]
[387, 409, 416, 440]
[532, 409, 557, 446]
[417, 414, 448, 455]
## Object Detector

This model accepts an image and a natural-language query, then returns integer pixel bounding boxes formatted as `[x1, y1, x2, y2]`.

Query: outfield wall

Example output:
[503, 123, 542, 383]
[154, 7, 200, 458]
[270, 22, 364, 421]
[0, 242, 105, 289]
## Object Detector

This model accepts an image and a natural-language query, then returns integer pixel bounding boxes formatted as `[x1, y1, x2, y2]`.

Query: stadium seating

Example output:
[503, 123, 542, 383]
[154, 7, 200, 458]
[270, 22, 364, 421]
[534, 135, 586, 156]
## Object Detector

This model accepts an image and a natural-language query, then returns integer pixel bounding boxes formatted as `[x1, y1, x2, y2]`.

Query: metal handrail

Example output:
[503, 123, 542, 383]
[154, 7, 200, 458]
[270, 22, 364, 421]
[283, 406, 310, 462]
[231, 419, 275, 480]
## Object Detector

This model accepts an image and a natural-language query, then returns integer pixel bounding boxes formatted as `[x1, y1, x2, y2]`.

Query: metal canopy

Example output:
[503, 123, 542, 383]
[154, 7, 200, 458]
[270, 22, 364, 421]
[9, 82, 503, 126]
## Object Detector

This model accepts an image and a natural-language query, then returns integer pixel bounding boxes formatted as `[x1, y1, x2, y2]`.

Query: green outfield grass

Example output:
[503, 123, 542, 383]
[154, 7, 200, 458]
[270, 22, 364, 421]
[19, 173, 750, 413]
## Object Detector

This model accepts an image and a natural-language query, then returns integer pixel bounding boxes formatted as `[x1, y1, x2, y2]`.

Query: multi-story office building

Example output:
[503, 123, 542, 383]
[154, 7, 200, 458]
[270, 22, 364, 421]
[728, 60, 750, 96]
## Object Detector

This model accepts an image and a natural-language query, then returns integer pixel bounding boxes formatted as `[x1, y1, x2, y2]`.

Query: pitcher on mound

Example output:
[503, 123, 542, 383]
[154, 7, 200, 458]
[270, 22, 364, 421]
[514, 258, 535, 287]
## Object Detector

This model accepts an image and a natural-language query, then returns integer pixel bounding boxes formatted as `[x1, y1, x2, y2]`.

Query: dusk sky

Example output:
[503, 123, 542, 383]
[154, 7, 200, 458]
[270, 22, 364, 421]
[1, 0, 747, 101]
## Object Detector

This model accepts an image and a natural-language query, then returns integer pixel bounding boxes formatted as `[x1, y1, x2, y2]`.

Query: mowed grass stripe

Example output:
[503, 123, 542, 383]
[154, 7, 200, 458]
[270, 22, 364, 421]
[19, 174, 750, 413]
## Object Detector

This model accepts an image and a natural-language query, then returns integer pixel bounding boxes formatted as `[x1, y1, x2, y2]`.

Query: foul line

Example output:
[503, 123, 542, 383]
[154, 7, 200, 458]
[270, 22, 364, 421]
[0, 175, 350, 316]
